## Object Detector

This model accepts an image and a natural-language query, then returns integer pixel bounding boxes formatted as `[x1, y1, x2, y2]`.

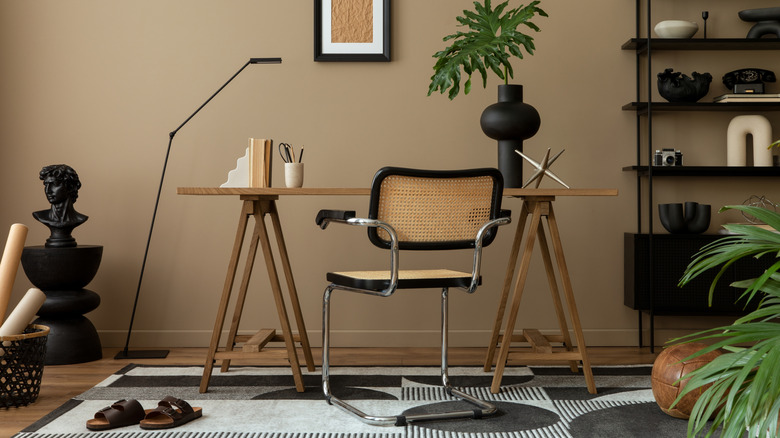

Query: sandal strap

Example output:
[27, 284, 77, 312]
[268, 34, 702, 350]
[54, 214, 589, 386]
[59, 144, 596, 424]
[160, 396, 194, 415]
[145, 396, 194, 421]
[94, 399, 145, 425]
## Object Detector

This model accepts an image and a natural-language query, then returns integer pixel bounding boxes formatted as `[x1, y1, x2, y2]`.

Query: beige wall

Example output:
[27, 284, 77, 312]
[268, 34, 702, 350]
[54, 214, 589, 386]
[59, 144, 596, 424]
[1, 1, 779, 349]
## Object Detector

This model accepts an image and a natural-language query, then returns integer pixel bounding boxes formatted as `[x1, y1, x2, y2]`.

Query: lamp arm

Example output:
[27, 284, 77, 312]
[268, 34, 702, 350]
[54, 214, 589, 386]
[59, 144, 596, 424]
[169, 58, 281, 139]
[170, 59, 252, 139]
[119, 57, 281, 358]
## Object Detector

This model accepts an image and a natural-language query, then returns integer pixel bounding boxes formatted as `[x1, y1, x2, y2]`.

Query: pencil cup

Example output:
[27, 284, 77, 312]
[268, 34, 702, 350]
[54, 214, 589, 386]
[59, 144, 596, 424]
[284, 163, 304, 188]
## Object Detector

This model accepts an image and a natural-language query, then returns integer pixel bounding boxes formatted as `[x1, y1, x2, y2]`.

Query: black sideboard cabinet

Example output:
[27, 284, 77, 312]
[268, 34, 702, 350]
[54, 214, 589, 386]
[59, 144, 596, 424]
[624, 233, 768, 315]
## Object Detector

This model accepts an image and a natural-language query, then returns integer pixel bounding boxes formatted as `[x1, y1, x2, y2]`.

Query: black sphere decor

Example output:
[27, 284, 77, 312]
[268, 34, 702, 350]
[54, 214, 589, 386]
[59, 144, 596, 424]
[480, 84, 541, 188]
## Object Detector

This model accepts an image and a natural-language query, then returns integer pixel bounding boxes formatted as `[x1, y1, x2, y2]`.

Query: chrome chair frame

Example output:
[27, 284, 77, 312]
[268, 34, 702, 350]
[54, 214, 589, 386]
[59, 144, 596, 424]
[317, 168, 510, 426]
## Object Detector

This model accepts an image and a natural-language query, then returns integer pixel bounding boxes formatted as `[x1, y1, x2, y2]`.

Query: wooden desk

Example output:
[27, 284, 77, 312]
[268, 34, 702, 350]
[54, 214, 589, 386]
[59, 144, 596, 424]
[178, 187, 616, 394]
[177, 187, 369, 393]
[484, 188, 618, 395]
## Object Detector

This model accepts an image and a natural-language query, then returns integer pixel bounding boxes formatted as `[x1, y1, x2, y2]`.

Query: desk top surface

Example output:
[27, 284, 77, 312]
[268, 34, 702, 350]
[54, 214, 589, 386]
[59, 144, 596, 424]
[177, 187, 618, 197]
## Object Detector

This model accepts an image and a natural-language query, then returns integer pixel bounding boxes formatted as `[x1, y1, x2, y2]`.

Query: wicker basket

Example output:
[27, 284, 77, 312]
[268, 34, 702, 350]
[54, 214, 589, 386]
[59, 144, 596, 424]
[0, 324, 49, 408]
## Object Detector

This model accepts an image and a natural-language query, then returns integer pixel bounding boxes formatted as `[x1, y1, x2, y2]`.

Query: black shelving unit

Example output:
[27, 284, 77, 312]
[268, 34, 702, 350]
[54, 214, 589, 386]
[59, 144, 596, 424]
[623, 1, 780, 350]
[622, 166, 780, 177]
[622, 38, 780, 51]
[623, 102, 780, 113]
[624, 233, 764, 315]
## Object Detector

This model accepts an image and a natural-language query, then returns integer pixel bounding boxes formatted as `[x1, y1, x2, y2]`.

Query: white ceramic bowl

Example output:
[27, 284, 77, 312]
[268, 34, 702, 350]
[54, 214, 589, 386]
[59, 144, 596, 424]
[654, 20, 699, 38]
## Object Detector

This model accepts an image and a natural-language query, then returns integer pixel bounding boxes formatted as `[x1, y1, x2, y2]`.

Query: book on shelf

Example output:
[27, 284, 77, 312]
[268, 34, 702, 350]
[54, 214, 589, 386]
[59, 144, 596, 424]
[714, 93, 780, 103]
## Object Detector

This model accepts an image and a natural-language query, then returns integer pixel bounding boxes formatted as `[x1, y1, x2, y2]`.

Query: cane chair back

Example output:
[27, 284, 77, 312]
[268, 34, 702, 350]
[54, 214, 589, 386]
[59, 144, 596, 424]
[368, 167, 503, 250]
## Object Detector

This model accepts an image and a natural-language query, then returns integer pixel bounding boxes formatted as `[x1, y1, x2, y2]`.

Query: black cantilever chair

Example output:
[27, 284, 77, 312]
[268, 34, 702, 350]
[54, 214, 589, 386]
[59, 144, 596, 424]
[315, 167, 511, 426]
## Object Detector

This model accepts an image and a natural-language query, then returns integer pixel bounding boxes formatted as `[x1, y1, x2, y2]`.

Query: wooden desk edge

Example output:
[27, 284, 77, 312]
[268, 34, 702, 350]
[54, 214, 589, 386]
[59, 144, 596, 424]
[177, 187, 370, 196]
[177, 187, 618, 197]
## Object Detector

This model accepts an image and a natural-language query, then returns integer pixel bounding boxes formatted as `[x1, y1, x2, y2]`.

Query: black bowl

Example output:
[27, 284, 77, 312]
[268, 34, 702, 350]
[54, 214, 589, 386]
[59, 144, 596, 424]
[658, 68, 712, 103]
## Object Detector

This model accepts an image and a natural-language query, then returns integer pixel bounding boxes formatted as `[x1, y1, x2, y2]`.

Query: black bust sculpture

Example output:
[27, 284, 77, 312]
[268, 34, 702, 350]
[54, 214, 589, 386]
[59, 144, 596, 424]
[22, 163, 104, 364]
[32, 164, 88, 248]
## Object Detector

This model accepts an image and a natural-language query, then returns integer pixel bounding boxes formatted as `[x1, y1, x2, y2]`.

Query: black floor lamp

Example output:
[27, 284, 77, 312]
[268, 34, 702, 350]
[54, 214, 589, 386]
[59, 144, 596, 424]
[115, 57, 282, 359]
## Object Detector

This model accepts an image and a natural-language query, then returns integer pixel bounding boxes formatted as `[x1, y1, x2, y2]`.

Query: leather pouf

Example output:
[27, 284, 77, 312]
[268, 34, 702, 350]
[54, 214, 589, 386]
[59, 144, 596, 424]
[651, 342, 722, 419]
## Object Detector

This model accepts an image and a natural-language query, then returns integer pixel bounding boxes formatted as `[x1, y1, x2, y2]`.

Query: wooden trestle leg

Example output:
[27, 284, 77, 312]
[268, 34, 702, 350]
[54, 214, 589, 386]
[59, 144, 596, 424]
[200, 196, 314, 393]
[485, 197, 596, 395]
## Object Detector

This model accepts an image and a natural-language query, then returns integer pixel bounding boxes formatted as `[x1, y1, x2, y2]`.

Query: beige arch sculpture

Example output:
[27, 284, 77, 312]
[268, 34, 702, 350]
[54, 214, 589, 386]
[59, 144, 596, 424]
[727, 115, 773, 166]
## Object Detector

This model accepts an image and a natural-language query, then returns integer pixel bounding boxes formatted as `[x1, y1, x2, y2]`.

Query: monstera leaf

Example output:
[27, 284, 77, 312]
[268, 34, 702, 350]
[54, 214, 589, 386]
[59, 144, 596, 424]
[428, 0, 547, 100]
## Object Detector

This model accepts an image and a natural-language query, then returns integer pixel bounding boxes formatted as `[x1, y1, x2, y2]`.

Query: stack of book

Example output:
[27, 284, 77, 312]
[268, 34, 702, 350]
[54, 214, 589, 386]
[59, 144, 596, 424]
[714, 93, 780, 103]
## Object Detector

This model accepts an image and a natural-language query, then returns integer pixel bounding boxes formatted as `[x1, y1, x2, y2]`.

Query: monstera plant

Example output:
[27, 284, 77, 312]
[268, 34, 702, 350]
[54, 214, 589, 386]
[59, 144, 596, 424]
[427, 0, 547, 100]
[672, 205, 780, 437]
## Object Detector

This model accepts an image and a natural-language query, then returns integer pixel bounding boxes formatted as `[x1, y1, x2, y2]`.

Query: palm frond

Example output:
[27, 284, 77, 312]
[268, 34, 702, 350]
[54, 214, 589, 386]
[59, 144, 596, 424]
[670, 205, 780, 437]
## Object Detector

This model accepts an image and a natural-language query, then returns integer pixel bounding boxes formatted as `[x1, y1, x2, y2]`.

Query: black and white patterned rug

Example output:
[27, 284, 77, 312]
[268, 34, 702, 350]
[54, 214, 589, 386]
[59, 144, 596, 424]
[15, 364, 696, 437]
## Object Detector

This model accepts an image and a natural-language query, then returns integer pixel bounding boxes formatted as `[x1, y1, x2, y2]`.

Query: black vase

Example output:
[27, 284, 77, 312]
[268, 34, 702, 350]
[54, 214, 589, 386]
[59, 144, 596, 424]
[658, 202, 711, 234]
[480, 84, 541, 188]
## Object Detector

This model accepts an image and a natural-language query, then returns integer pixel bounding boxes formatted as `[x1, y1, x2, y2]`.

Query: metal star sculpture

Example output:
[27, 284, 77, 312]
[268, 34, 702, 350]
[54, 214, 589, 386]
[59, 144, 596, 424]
[515, 148, 570, 189]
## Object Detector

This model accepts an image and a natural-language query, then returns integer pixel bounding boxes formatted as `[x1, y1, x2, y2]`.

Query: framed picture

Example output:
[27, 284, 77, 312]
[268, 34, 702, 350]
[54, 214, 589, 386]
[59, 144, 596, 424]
[314, 0, 391, 62]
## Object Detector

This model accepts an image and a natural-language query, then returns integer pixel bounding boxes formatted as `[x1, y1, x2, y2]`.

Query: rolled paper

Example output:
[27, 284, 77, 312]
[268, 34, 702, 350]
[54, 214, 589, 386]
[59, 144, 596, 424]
[0, 287, 46, 337]
[0, 223, 28, 325]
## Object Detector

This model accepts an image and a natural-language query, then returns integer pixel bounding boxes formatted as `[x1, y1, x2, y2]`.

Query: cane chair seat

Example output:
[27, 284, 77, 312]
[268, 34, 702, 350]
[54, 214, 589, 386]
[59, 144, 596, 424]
[327, 269, 478, 291]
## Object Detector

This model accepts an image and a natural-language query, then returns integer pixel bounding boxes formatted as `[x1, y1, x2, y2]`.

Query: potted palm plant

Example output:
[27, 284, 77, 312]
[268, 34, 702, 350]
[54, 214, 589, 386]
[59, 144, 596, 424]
[427, 0, 547, 187]
[671, 205, 780, 437]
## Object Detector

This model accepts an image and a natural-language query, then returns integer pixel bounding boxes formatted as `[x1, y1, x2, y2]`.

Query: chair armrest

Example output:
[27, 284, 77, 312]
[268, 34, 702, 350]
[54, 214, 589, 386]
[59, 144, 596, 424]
[476, 216, 512, 244]
[316, 210, 401, 297]
[464, 215, 513, 293]
[315, 209, 356, 229]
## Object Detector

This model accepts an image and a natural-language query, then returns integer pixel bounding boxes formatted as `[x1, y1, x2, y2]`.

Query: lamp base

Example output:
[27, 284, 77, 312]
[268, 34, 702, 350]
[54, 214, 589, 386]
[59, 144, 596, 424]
[114, 349, 169, 359]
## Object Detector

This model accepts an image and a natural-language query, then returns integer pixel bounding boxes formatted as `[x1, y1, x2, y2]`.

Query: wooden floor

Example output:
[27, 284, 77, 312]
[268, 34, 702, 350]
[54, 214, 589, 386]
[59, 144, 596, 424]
[1, 346, 657, 436]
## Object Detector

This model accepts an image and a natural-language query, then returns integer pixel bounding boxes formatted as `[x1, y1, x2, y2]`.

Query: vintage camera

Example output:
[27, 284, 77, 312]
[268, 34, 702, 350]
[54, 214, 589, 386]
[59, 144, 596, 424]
[654, 148, 683, 166]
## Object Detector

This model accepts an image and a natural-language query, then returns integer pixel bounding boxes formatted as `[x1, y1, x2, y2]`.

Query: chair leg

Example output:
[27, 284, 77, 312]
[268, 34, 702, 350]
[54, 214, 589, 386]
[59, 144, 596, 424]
[441, 287, 450, 388]
[322, 285, 401, 426]
[322, 285, 498, 427]
[440, 288, 497, 418]
[322, 285, 333, 401]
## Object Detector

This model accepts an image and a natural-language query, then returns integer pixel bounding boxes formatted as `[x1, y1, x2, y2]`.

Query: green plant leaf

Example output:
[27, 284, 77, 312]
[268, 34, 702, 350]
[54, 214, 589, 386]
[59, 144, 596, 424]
[679, 205, 780, 307]
[672, 205, 780, 436]
[428, 0, 547, 99]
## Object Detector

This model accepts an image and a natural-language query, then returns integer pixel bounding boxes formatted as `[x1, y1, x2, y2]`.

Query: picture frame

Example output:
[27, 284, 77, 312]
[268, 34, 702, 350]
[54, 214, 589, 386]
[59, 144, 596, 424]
[314, 0, 391, 62]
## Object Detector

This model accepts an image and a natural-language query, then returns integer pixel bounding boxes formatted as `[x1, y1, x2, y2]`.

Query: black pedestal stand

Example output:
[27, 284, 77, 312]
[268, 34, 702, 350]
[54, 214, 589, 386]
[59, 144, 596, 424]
[21, 245, 104, 365]
[34, 289, 102, 364]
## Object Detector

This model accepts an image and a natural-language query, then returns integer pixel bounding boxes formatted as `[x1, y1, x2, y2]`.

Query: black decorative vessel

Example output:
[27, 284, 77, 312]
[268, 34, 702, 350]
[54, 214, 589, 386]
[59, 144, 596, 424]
[480, 84, 541, 188]
[739, 7, 780, 39]
[659, 202, 711, 234]
[657, 69, 712, 103]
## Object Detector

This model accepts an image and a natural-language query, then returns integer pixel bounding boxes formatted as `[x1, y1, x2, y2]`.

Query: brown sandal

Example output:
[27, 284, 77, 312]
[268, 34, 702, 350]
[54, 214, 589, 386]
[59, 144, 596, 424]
[139, 396, 203, 430]
[86, 399, 148, 430]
